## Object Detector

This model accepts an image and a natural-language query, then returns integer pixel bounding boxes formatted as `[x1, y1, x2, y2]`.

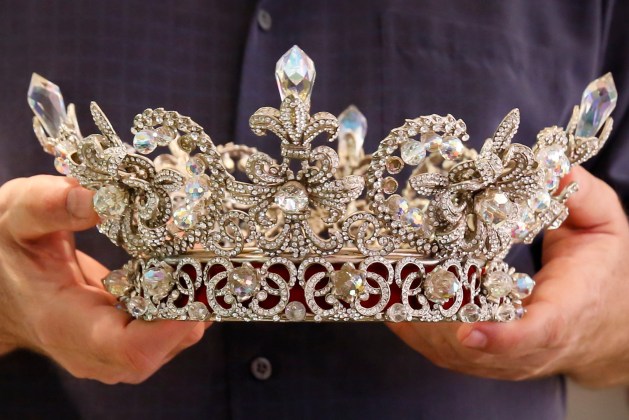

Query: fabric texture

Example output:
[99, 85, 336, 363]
[1, 0, 627, 418]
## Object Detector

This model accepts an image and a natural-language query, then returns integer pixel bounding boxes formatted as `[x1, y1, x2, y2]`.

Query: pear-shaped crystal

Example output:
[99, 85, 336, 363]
[275, 45, 316, 103]
[337, 105, 367, 169]
[28, 73, 67, 137]
[575, 73, 617, 137]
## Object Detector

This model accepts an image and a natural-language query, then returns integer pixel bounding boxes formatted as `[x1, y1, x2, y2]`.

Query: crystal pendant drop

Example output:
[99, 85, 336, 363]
[575, 73, 617, 137]
[27, 73, 67, 137]
[284, 301, 307, 321]
[274, 181, 309, 213]
[331, 263, 366, 301]
[424, 268, 460, 304]
[337, 105, 367, 169]
[275, 45, 316, 103]
[93, 185, 128, 218]
[400, 139, 426, 165]
[228, 263, 260, 301]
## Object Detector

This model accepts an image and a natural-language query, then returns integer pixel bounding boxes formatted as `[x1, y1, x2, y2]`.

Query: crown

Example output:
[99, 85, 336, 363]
[28, 46, 617, 323]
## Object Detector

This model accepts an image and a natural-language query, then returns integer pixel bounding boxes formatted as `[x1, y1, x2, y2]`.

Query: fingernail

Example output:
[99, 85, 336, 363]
[67, 188, 95, 219]
[461, 330, 488, 349]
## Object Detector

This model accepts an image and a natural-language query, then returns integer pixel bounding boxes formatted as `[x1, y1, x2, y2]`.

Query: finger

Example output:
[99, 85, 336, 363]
[560, 166, 624, 233]
[76, 250, 110, 289]
[456, 300, 565, 355]
[0, 175, 99, 241]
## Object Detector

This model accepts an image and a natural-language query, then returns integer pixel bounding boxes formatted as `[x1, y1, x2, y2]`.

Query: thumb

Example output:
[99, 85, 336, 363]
[560, 166, 624, 233]
[0, 175, 99, 241]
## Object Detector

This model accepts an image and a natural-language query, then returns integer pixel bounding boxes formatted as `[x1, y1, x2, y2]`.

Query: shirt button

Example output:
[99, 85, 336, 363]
[250, 356, 272, 380]
[257, 9, 272, 31]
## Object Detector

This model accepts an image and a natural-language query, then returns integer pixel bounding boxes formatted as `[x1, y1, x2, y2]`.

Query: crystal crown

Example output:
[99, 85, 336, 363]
[28, 46, 616, 322]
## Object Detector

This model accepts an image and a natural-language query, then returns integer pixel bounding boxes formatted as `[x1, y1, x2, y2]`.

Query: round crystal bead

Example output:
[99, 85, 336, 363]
[484, 271, 514, 299]
[422, 132, 443, 152]
[143, 267, 174, 298]
[387, 195, 409, 219]
[228, 263, 259, 301]
[385, 156, 404, 174]
[331, 263, 366, 300]
[544, 169, 560, 191]
[382, 177, 398, 194]
[439, 136, 463, 160]
[187, 301, 209, 321]
[127, 296, 148, 317]
[536, 145, 570, 177]
[54, 156, 70, 174]
[459, 303, 481, 323]
[475, 189, 515, 227]
[93, 185, 128, 218]
[511, 207, 536, 241]
[133, 130, 158, 154]
[528, 190, 551, 212]
[184, 176, 209, 202]
[405, 207, 427, 230]
[386, 303, 408, 322]
[274, 181, 309, 213]
[400, 139, 426, 165]
[284, 301, 307, 321]
[424, 268, 460, 304]
[155, 126, 177, 145]
[496, 303, 516, 322]
[512, 273, 535, 299]
[186, 157, 206, 176]
[173, 205, 197, 230]
[103, 269, 131, 297]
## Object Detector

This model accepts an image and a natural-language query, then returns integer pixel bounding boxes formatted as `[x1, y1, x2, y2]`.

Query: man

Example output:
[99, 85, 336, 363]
[0, 0, 627, 418]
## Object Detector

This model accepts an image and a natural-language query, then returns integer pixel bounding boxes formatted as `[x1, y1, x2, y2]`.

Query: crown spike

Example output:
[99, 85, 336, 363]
[275, 45, 316, 104]
[576, 72, 617, 137]
[27, 73, 67, 137]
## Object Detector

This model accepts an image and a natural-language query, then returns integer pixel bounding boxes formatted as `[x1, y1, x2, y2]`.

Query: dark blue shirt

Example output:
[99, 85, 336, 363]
[1, 1, 628, 418]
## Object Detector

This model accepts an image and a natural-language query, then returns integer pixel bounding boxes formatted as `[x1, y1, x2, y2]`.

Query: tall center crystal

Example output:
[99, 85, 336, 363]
[576, 73, 617, 137]
[275, 45, 316, 103]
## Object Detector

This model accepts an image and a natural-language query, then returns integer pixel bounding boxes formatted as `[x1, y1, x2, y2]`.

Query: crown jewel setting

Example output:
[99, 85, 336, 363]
[28, 46, 616, 322]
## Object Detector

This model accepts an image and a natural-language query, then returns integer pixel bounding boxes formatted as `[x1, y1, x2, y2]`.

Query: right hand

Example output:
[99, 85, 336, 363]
[0, 175, 208, 384]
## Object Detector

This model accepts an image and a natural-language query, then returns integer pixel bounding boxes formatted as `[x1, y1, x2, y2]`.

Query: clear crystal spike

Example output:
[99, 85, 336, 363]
[275, 45, 316, 104]
[27, 73, 67, 137]
[337, 105, 367, 172]
[575, 72, 617, 137]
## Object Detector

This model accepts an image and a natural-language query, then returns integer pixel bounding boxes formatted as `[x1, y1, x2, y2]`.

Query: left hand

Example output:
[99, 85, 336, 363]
[387, 166, 629, 387]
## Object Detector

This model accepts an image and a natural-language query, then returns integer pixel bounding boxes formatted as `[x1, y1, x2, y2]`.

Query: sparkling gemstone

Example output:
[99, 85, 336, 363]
[400, 139, 426, 165]
[143, 267, 174, 298]
[133, 130, 159, 154]
[576, 73, 618, 137]
[186, 157, 206, 176]
[382, 177, 398, 194]
[424, 268, 460, 304]
[496, 303, 516, 322]
[274, 181, 309, 213]
[228, 263, 260, 301]
[515, 305, 526, 319]
[155, 126, 177, 145]
[127, 296, 148, 317]
[511, 207, 537, 241]
[405, 207, 428, 231]
[459, 303, 481, 323]
[184, 176, 209, 201]
[187, 301, 209, 321]
[103, 269, 131, 297]
[484, 271, 514, 299]
[27, 73, 67, 137]
[439, 136, 464, 160]
[536, 145, 570, 178]
[173, 205, 197, 230]
[54, 157, 70, 174]
[544, 170, 560, 191]
[387, 195, 409, 219]
[528, 190, 551, 212]
[386, 303, 408, 322]
[93, 185, 128, 218]
[275, 45, 316, 103]
[337, 105, 367, 168]
[331, 263, 366, 301]
[284, 301, 307, 321]
[475, 189, 515, 227]
[511, 273, 535, 299]
[385, 156, 404, 174]
[422, 132, 443, 153]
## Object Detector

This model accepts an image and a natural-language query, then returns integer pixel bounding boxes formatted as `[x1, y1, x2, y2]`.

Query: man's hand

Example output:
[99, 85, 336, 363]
[388, 166, 629, 387]
[0, 175, 208, 384]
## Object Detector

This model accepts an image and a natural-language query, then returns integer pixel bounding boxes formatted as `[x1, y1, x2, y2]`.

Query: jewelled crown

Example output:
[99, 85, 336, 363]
[28, 46, 617, 322]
